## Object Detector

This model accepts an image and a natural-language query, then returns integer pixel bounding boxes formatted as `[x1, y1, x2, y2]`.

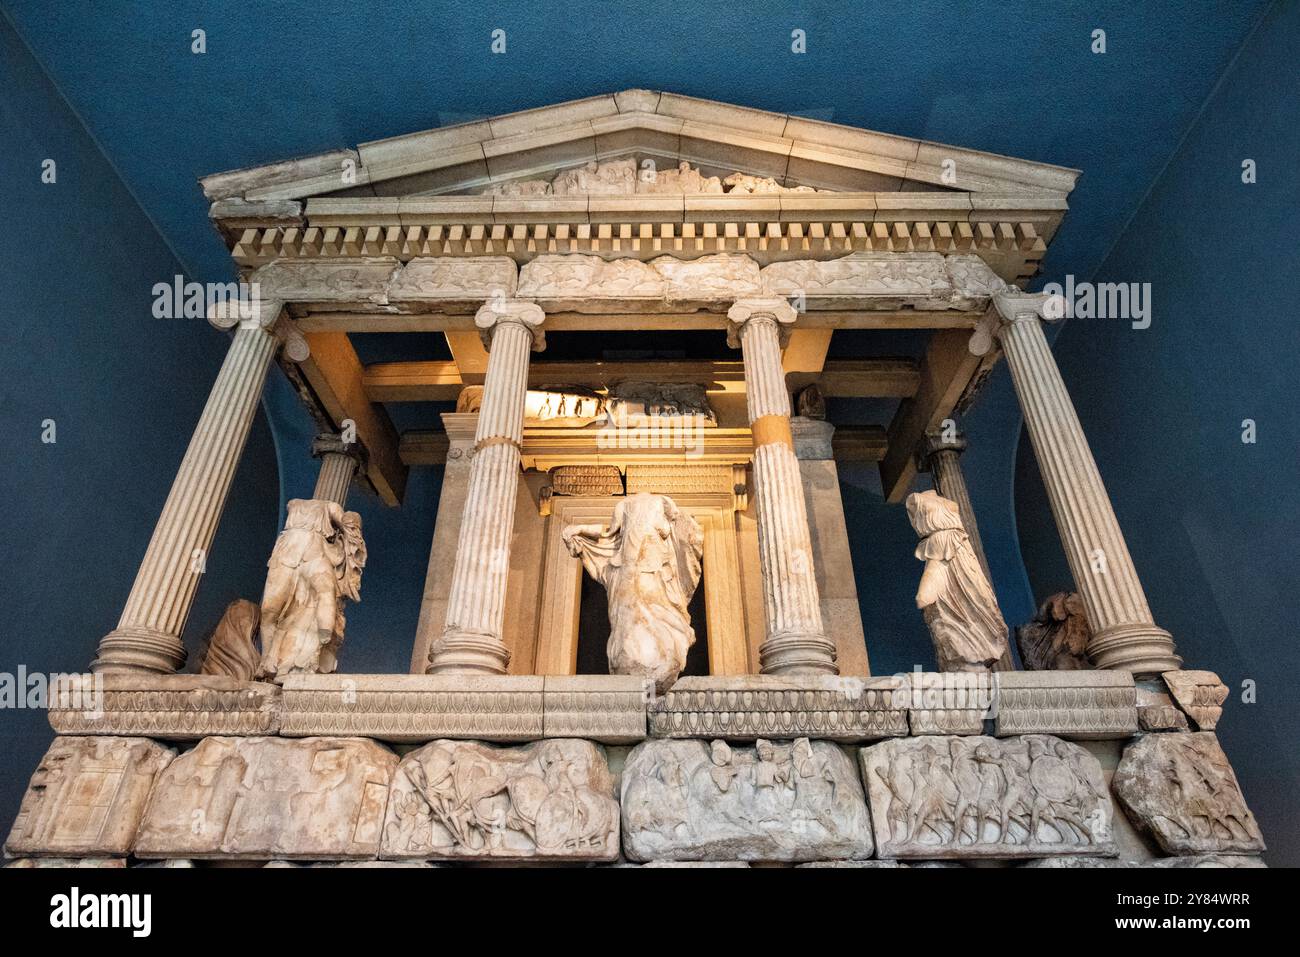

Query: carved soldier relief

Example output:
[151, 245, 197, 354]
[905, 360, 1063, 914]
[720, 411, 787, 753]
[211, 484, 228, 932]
[906, 490, 1009, 671]
[562, 493, 704, 693]
[381, 739, 619, 861]
[860, 735, 1115, 859]
[258, 499, 367, 683]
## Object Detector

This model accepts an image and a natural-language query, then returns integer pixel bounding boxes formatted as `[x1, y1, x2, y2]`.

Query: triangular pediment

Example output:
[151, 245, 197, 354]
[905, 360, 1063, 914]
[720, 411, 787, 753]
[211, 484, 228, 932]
[202, 91, 1078, 286]
[202, 89, 1078, 202]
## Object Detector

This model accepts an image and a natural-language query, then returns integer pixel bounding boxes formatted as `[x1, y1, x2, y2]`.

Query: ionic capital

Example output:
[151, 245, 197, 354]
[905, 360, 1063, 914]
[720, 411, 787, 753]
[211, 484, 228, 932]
[475, 299, 546, 352]
[312, 433, 368, 468]
[207, 298, 308, 361]
[726, 297, 799, 348]
[992, 289, 1065, 326]
[921, 429, 968, 461]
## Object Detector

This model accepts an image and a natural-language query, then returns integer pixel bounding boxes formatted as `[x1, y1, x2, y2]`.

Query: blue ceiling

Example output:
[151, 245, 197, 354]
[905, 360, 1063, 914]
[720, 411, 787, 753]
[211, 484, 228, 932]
[1, 0, 1270, 289]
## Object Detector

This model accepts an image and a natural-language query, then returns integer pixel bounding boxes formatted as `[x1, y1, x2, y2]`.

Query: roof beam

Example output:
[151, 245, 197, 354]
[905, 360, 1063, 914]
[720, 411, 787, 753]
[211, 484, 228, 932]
[299, 331, 408, 505]
[879, 329, 983, 503]
[362, 358, 920, 403]
[299, 309, 979, 334]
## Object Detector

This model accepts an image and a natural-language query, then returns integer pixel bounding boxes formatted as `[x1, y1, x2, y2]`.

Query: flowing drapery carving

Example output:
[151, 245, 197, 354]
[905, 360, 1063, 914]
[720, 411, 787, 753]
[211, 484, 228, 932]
[562, 493, 703, 693]
[258, 499, 366, 682]
[907, 490, 1009, 672]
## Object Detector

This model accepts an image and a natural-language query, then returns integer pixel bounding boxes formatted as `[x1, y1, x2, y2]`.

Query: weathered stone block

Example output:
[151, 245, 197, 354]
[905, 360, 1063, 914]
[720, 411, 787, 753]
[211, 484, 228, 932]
[280, 674, 544, 742]
[1162, 670, 1228, 730]
[649, 675, 907, 741]
[135, 736, 396, 860]
[381, 739, 620, 861]
[1113, 732, 1264, 855]
[905, 671, 992, 735]
[993, 670, 1137, 739]
[48, 674, 280, 739]
[622, 737, 873, 862]
[860, 735, 1116, 860]
[5, 736, 175, 858]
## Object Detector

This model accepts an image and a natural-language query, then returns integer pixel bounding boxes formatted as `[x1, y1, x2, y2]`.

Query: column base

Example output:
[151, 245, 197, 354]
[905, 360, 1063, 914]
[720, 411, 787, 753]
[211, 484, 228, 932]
[758, 632, 839, 676]
[425, 629, 511, 675]
[1088, 622, 1182, 676]
[91, 626, 187, 675]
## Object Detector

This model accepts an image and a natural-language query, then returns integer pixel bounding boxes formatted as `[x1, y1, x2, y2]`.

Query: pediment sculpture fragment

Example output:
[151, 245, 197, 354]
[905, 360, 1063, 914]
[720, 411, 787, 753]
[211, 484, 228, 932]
[257, 498, 367, 683]
[562, 493, 703, 693]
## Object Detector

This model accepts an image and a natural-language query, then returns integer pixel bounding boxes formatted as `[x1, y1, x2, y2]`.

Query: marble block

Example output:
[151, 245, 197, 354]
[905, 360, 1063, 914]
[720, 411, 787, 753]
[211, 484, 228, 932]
[1162, 670, 1229, 730]
[993, 670, 1138, 739]
[381, 739, 620, 862]
[861, 735, 1116, 860]
[649, 675, 907, 741]
[541, 675, 650, 743]
[622, 738, 873, 862]
[5, 736, 175, 858]
[905, 671, 993, 735]
[1112, 732, 1264, 856]
[48, 674, 280, 739]
[135, 736, 397, 860]
[280, 674, 545, 741]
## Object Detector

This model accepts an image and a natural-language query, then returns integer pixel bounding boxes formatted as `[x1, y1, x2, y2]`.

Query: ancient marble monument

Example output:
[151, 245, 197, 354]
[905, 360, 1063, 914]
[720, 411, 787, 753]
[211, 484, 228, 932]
[6, 91, 1266, 869]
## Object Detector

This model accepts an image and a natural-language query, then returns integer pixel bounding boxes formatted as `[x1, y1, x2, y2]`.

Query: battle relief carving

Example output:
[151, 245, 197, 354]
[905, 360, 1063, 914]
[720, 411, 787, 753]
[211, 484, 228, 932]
[1016, 592, 1093, 670]
[481, 158, 821, 197]
[860, 735, 1115, 859]
[907, 491, 1010, 672]
[381, 739, 620, 861]
[1113, 732, 1265, 856]
[258, 499, 367, 683]
[622, 738, 874, 862]
[516, 253, 763, 311]
[563, 494, 704, 693]
[135, 736, 396, 860]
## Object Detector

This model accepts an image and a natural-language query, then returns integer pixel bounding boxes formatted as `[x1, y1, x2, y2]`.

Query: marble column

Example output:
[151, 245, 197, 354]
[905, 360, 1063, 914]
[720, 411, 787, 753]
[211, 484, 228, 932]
[426, 300, 545, 675]
[728, 298, 838, 676]
[93, 300, 291, 674]
[989, 290, 1181, 674]
[311, 434, 366, 505]
[920, 430, 1015, 671]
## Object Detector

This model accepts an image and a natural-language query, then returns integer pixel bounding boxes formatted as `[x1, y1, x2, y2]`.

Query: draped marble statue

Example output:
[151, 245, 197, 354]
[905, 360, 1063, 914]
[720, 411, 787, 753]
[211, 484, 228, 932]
[257, 499, 367, 683]
[562, 493, 703, 693]
[1016, 591, 1093, 670]
[198, 598, 261, 680]
[906, 490, 1009, 672]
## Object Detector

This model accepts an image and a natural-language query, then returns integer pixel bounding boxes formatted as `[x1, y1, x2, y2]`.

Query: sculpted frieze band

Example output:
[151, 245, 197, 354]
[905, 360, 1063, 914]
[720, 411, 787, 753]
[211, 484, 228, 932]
[249, 251, 1007, 315]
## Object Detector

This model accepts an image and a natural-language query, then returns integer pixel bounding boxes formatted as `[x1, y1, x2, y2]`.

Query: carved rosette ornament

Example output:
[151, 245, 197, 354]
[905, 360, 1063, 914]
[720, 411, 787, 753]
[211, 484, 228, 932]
[728, 298, 837, 676]
[984, 290, 1181, 675]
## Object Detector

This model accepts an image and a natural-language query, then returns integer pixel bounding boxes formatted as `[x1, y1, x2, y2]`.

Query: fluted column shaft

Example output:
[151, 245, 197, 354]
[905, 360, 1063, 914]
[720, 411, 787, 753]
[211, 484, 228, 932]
[93, 318, 282, 674]
[992, 291, 1180, 674]
[311, 434, 366, 506]
[427, 301, 545, 674]
[729, 299, 838, 676]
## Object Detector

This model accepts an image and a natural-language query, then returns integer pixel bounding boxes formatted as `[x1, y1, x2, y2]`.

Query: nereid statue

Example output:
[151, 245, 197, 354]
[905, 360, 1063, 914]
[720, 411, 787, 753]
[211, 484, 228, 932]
[258, 499, 367, 683]
[562, 493, 703, 693]
[906, 490, 1009, 672]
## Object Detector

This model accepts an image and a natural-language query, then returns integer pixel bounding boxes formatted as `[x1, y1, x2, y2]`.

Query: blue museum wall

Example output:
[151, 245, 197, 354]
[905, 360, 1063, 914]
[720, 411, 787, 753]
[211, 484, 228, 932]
[1014, 0, 1300, 866]
[0, 19, 281, 839]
